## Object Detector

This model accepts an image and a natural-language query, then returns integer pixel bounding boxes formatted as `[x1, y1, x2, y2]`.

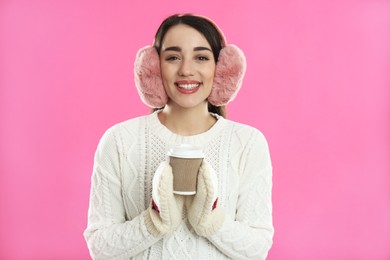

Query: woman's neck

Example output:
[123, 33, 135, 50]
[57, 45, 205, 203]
[158, 102, 217, 136]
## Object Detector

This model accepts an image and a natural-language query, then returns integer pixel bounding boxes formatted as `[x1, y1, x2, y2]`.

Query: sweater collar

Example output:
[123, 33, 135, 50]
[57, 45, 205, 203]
[147, 110, 227, 146]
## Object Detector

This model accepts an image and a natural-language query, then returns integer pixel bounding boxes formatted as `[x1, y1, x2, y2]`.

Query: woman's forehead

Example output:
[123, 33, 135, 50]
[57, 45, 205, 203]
[161, 24, 211, 49]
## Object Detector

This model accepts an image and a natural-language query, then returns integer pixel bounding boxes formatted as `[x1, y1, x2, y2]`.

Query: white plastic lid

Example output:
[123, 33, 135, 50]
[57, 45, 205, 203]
[167, 144, 204, 159]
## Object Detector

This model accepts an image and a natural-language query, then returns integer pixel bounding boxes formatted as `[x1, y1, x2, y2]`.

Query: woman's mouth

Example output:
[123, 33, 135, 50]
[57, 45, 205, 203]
[175, 81, 201, 94]
[177, 83, 200, 90]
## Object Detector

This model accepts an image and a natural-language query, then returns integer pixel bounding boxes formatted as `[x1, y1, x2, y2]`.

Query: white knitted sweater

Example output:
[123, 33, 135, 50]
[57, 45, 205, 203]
[84, 111, 274, 260]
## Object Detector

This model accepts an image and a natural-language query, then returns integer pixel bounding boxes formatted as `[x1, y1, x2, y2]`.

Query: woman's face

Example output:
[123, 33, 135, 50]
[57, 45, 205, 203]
[159, 24, 216, 110]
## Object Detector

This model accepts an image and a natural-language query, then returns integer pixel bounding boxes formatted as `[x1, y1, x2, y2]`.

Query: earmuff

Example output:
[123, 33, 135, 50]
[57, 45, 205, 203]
[134, 15, 246, 108]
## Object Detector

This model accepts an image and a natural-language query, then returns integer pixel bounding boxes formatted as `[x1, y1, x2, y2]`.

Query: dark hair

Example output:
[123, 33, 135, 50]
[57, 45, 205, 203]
[153, 14, 227, 118]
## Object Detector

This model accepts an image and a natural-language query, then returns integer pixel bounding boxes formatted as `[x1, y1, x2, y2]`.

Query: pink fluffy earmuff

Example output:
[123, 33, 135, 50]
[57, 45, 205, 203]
[134, 15, 247, 108]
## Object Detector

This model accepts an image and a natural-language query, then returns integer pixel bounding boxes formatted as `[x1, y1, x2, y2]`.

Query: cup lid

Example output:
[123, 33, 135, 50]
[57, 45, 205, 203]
[167, 144, 204, 158]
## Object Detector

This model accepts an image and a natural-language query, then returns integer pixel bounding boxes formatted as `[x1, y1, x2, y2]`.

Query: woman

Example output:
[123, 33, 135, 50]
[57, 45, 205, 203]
[84, 14, 274, 259]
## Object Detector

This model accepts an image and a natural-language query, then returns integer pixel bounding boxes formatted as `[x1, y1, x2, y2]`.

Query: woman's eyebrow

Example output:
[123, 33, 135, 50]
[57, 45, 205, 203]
[193, 46, 212, 52]
[163, 46, 181, 52]
[162, 46, 212, 52]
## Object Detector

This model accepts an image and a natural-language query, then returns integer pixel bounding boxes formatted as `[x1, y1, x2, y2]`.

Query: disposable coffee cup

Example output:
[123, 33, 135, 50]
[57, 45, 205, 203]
[167, 144, 204, 195]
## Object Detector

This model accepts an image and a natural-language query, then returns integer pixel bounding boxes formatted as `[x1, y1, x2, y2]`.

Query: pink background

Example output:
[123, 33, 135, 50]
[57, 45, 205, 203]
[1, 0, 389, 259]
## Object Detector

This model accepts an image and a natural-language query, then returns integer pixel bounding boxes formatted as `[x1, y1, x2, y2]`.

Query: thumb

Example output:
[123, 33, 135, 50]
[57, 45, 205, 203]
[198, 161, 218, 202]
[159, 164, 174, 196]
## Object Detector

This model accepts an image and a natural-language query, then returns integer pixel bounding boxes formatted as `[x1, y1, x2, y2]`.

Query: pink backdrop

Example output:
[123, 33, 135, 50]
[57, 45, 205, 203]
[1, 0, 389, 259]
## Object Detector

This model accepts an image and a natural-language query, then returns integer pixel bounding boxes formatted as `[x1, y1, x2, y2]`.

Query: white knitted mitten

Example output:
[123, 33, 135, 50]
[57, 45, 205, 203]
[144, 162, 184, 236]
[186, 161, 224, 237]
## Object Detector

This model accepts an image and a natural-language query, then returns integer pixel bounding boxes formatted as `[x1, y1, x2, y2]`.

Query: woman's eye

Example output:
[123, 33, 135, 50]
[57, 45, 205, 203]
[166, 56, 179, 61]
[197, 56, 210, 61]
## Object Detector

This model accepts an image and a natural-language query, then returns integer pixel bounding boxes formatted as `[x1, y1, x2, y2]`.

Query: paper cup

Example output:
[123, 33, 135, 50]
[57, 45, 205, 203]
[167, 144, 204, 195]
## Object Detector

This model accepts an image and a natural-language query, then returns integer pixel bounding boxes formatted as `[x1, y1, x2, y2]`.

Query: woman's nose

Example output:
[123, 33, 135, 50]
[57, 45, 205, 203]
[178, 59, 194, 76]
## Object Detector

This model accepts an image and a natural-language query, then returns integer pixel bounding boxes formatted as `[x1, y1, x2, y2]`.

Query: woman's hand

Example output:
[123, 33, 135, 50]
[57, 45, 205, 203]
[186, 161, 224, 237]
[144, 162, 184, 236]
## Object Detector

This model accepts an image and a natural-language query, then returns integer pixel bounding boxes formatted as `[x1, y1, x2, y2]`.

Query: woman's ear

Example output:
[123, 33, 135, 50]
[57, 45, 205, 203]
[134, 46, 168, 108]
[208, 45, 246, 106]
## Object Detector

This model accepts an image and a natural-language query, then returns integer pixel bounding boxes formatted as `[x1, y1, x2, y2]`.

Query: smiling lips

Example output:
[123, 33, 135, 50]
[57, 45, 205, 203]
[175, 80, 201, 94]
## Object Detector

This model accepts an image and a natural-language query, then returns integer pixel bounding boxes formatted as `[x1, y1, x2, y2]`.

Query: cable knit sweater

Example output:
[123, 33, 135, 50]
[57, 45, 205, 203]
[84, 111, 274, 260]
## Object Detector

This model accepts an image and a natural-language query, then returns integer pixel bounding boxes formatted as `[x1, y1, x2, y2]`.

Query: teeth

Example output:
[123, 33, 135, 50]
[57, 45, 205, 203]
[178, 84, 199, 89]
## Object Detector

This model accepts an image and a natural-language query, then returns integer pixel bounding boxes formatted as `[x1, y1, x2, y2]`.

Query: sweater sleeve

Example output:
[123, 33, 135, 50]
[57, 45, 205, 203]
[84, 128, 161, 260]
[208, 130, 274, 260]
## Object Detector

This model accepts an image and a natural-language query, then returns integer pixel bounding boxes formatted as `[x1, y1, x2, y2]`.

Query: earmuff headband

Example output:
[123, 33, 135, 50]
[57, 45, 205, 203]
[134, 14, 246, 108]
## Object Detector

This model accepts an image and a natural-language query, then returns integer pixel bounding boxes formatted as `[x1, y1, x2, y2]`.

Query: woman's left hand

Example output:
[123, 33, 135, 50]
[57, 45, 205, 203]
[185, 161, 224, 237]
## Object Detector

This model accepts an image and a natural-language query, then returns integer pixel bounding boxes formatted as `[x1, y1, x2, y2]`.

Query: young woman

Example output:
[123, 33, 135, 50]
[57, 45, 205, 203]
[84, 14, 274, 259]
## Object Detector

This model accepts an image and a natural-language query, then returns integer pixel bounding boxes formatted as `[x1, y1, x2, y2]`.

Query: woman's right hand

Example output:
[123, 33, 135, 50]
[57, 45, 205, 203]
[144, 162, 184, 236]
